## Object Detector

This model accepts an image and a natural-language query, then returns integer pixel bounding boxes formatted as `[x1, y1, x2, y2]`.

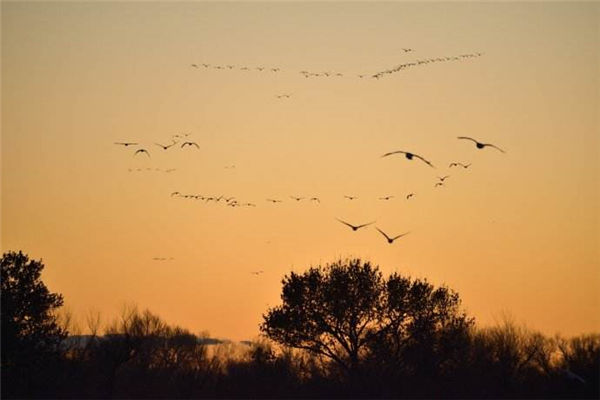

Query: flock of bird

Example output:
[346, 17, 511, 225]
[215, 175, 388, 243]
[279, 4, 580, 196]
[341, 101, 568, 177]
[116, 49, 494, 267]
[114, 133, 200, 159]
[190, 50, 482, 81]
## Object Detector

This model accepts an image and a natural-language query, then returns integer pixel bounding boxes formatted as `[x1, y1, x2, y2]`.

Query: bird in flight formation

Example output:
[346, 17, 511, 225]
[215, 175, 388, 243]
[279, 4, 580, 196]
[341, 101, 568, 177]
[266, 198, 283, 203]
[449, 162, 471, 168]
[381, 150, 435, 168]
[290, 196, 304, 201]
[155, 141, 177, 150]
[438, 175, 450, 182]
[375, 228, 410, 244]
[457, 137, 505, 153]
[310, 197, 320, 203]
[379, 196, 394, 200]
[336, 219, 375, 231]
[406, 193, 415, 200]
[181, 141, 200, 149]
[250, 270, 264, 275]
[134, 149, 150, 158]
[344, 195, 358, 200]
[114, 142, 138, 147]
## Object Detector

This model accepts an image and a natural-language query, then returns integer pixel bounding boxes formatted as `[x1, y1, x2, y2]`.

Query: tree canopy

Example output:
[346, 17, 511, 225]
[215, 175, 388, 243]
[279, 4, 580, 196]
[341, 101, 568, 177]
[261, 258, 473, 375]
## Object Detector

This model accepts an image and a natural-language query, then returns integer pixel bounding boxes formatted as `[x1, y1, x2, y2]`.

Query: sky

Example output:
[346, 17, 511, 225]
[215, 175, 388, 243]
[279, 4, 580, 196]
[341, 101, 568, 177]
[2, 1, 598, 341]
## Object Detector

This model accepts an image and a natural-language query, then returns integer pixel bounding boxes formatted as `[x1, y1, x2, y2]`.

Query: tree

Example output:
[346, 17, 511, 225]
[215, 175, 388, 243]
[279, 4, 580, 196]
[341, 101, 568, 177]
[261, 258, 473, 381]
[1, 250, 67, 396]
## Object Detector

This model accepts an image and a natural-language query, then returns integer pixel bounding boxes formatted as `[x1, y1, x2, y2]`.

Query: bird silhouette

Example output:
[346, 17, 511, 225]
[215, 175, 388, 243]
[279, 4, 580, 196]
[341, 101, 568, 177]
[337, 218, 375, 231]
[155, 141, 177, 150]
[381, 150, 435, 168]
[449, 162, 471, 168]
[171, 191, 181, 197]
[310, 197, 320, 203]
[266, 198, 282, 203]
[438, 175, 450, 181]
[250, 270, 264, 275]
[134, 149, 150, 157]
[457, 137, 505, 153]
[181, 141, 200, 149]
[406, 193, 415, 200]
[191, 64, 199, 68]
[434, 182, 445, 188]
[379, 196, 394, 200]
[290, 196, 304, 201]
[344, 195, 358, 200]
[375, 227, 410, 244]
[114, 142, 138, 147]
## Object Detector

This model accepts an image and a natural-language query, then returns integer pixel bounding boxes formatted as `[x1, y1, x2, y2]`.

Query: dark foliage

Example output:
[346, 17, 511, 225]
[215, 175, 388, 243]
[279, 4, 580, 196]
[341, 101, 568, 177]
[1, 251, 67, 397]
[1, 252, 598, 399]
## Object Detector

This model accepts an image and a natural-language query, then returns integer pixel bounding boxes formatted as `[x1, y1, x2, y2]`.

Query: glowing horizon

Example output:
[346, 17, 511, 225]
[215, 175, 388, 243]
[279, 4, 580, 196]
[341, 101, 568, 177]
[2, 2, 598, 341]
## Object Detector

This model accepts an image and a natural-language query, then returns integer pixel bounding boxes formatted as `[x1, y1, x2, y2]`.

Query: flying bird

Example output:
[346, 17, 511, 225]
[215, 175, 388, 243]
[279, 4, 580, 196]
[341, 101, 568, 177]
[381, 150, 435, 168]
[344, 195, 358, 200]
[155, 141, 177, 150]
[251, 270, 264, 275]
[376, 227, 410, 244]
[114, 142, 138, 147]
[310, 197, 320, 203]
[266, 199, 282, 203]
[170, 191, 181, 197]
[406, 193, 415, 200]
[336, 218, 375, 231]
[457, 137, 505, 153]
[434, 182, 445, 188]
[379, 196, 394, 200]
[449, 162, 471, 168]
[191, 64, 199, 68]
[438, 175, 450, 181]
[134, 149, 150, 157]
[181, 141, 200, 149]
[290, 196, 304, 201]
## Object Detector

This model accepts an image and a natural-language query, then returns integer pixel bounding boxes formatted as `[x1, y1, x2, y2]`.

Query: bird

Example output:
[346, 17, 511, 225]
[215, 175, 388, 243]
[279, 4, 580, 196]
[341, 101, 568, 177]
[344, 195, 358, 200]
[381, 150, 435, 168]
[181, 141, 200, 149]
[242, 203, 256, 207]
[154, 141, 177, 150]
[375, 227, 410, 244]
[449, 162, 471, 168]
[379, 196, 394, 200]
[402, 48, 414, 53]
[114, 142, 138, 147]
[406, 193, 415, 200]
[251, 270, 264, 275]
[170, 191, 181, 197]
[276, 94, 291, 99]
[457, 137, 505, 153]
[310, 197, 320, 203]
[191, 64, 199, 68]
[290, 196, 304, 201]
[438, 175, 450, 181]
[134, 149, 150, 157]
[336, 218, 375, 231]
[266, 199, 282, 203]
[434, 182, 445, 188]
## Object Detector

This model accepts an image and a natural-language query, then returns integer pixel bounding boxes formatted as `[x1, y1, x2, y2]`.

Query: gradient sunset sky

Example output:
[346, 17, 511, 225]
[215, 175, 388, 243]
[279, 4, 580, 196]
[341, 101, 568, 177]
[2, 1, 598, 341]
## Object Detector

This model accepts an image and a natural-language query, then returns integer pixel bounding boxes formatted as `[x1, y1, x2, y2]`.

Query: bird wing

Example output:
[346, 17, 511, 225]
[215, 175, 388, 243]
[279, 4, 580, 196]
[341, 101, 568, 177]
[483, 143, 506, 153]
[413, 154, 435, 168]
[381, 150, 406, 158]
[356, 221, 375, 229]
[391, 232, 410, 241]
[336, 218, 355, 229]
[375, 227, 391, 241]
[457, 136, 478, 143]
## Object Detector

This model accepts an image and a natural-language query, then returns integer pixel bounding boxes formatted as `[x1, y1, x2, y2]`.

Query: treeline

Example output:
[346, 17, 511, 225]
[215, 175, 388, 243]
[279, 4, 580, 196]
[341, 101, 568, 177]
[5, 307, 598, 399]
[2, 251, 599, 398]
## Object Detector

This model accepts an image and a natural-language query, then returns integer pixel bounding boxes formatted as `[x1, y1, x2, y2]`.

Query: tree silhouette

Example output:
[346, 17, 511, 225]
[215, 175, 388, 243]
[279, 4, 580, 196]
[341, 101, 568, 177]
[1, 250, 67, 397]
[261, 258, 473, 382]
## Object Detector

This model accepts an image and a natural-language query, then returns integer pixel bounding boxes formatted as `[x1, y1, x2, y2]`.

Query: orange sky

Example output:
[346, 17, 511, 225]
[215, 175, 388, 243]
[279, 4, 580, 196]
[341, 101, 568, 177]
[2, 2, 598, 341]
